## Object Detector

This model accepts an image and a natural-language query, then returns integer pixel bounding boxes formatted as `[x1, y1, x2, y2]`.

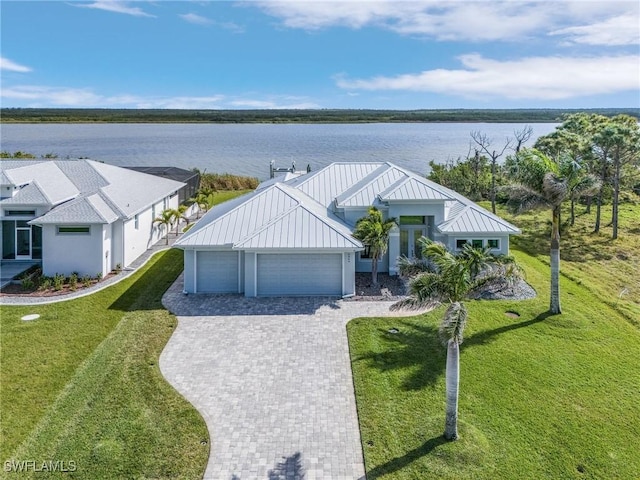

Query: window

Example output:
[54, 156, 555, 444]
[5, 210, 36, 217]
[57, 226, 90, 235]
[152, 205, 156, 219]
[400, 216, 426, 225]
[134, 214, 139, 230]
[360, 245, 372, 259]
[487, 239, 500, 250]
[472, 239, 483, 248]
[456, 239, 469, 249]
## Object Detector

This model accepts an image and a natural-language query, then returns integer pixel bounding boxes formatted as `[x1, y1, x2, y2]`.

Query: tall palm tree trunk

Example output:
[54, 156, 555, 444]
[550, 207, 562, 314]
[372, 254, 379, 286]
[444, 338, 460, 440]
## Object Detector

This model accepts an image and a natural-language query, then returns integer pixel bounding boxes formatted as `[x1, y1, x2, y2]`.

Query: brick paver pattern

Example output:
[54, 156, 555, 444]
[161, 276, 423, 480]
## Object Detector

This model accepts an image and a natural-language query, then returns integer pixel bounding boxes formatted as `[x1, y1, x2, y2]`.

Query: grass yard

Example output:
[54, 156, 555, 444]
[495, 201, 640, 325]
[0, 249, 209, 479]
[348, 202, 640, 479]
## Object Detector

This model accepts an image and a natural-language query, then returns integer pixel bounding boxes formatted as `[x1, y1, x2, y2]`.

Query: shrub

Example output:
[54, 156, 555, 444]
[69, 273, 78, 291]
[81, 275, 92, 288]
[39, 276, 53, 291]
[53, 274, 65, 291]
[21, 277, 35, 291]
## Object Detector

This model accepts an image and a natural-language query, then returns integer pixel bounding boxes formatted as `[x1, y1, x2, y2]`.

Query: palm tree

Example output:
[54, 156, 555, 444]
[153, 209, 174, 245]
[352, 207, 397, 286]
[192, 189, 215, 218]
[503, 148, 600, 314]
[170, 205, 190, 235]
[399, 239, 521, 440]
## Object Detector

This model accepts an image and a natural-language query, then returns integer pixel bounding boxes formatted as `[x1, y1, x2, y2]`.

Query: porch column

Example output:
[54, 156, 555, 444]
[388, 225, 400, 276]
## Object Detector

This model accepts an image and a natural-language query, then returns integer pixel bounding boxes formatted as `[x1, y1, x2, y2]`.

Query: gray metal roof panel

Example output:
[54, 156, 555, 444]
[438, 205, 520, 234]
[380, 176, 456, 201]
[176, 185, 299, 247]
[234, 205, 362, 250]
[293, 162, 385, 207]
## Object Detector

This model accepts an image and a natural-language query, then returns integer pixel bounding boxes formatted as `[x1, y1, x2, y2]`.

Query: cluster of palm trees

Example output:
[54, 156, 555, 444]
[153, 188, 218, 245]
[153, 205, 191, 245]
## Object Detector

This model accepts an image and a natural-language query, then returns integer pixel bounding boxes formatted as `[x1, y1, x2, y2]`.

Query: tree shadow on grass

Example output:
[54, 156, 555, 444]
[465, 311, 554, 348]
[351, 320, 445, 391]
[109, 249, 183, 312]
[362, 436, 448, 480]
[352, 310, 554, 391]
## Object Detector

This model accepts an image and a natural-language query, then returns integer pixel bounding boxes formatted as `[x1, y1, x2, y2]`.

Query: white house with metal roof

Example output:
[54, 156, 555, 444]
[175, 162, 519, 297]
[0, 159, 183, 277]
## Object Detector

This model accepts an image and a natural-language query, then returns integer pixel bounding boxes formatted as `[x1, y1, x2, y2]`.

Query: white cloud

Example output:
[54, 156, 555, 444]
[0, 85, 224, 108]
[229, 97, 320, 109]
[251, 1, 639, 44]
[550, 14, 640, 46]
[0, 86, 319, 109]
[0, 57, 32, 73]
[335, 54, 640, 100]
[179, 13, 213, 26]
[75, 1, 155, 18]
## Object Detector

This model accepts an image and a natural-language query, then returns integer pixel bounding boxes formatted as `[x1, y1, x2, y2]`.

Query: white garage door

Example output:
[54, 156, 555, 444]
[257, 253, 342, 296]
[196, 251, 239, 293]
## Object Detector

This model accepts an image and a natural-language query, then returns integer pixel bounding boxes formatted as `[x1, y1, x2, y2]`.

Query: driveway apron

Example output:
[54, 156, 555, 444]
[160, 275, 419, 480]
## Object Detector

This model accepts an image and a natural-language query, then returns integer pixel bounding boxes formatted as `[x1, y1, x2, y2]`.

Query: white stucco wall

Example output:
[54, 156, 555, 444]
[123, 194, 178, 267]
[342, 252, 356, 297]
[183, 249, 196, 293]
[41, 224, 104, 277]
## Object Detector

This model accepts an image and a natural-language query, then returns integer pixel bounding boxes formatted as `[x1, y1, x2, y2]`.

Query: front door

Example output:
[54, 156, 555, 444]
[400, 227, 425, 258]
[16, 225, 32, 259]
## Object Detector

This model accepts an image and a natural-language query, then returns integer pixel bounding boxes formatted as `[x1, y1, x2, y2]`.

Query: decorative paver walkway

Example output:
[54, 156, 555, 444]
[161, 277, 424, 480]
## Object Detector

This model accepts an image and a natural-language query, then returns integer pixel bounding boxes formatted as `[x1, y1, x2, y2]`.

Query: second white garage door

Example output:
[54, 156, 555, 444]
[257, 253, 342, 296]
[196, 251, 239, 293]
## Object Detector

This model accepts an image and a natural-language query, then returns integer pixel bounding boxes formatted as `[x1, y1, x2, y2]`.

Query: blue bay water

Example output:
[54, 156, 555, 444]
[1, 122, 557, 180]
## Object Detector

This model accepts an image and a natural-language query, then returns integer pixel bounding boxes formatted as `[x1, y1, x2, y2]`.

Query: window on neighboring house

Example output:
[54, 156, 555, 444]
[134, 214, 139, 230]
[456, 239, 469, 249]
[5, 210, 36, 217]
[152, 205, 156, 219]
[163, 198, 167, 209]
[360, 245, 372, 259]
[487, 239, 500, 249]
[57, 226, 90, 235]
[472, 239, 483, 249]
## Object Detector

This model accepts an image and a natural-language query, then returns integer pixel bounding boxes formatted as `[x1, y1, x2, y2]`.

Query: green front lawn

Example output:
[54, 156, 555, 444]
[348, 250, 640, 479]
[0, 249, 209, 478]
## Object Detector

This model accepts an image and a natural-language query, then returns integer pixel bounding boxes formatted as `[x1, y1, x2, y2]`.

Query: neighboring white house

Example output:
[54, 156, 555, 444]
[0, 159, 184, 277]
[175, 162, 520, 297]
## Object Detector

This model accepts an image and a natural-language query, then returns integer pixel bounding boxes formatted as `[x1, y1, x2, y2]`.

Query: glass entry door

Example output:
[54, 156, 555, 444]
[16, 226, 32, 259]
[400, 228, 425, 258]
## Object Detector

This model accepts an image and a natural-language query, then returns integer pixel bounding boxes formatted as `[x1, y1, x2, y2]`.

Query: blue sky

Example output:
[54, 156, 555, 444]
[1, 0, 639, 109]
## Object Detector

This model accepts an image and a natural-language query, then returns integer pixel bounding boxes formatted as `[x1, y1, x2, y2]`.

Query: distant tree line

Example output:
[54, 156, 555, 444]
[1, 108, 637, 124]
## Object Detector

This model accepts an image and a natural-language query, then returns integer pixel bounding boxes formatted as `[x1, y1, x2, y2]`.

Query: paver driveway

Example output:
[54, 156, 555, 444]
[160, 276, 421, 480]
